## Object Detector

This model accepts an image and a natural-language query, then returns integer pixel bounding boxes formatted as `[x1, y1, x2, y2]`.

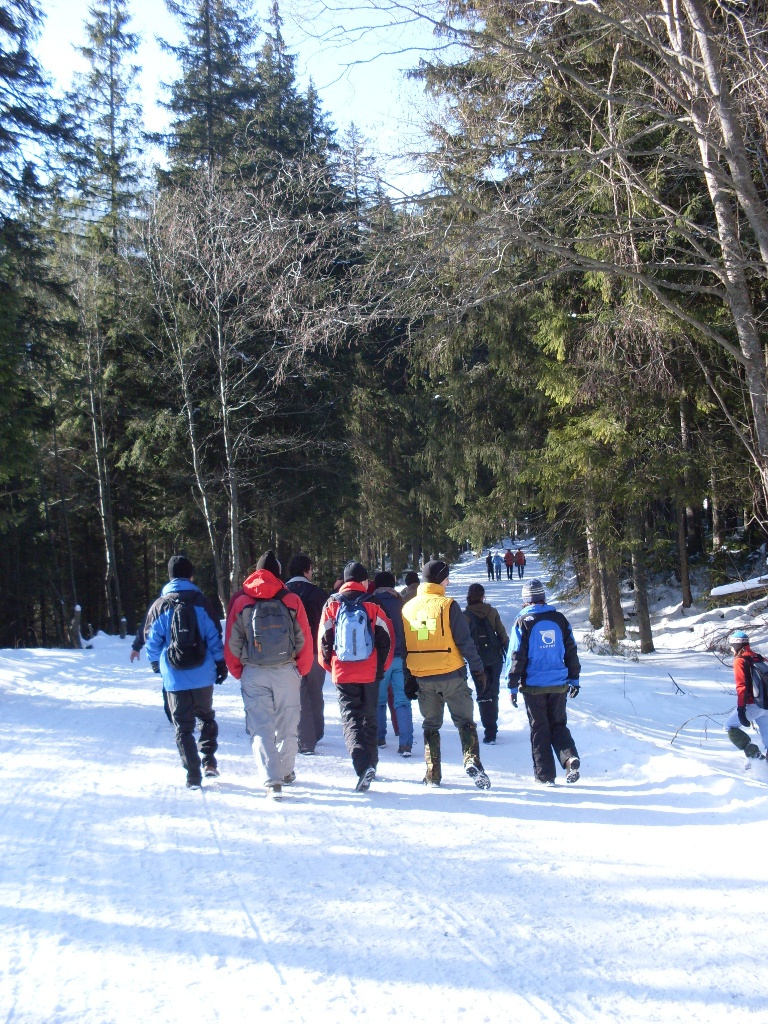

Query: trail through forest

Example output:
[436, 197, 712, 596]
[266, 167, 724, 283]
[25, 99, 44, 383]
[2, 546, 767, 1023]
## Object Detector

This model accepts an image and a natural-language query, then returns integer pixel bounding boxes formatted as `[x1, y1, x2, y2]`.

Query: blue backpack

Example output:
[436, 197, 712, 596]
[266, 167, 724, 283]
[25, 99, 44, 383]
[333, 594, 374, 662]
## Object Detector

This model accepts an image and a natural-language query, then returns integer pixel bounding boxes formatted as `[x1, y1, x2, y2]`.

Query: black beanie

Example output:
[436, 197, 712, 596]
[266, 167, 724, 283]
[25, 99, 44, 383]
[168, 554, 194, 580]
[422, 559, 450, 585]
[373, 570, 396, 590]
[257, 550, 282, 578]
[343, 561, 368, 583]
[404, 571, 419, 586]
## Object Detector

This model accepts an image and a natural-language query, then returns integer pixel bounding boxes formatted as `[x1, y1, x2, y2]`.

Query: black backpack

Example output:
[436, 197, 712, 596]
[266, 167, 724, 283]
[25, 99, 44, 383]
[468, 612, 501, 665]
[751, 659, 768, 710]
[166, 592, 207, 670]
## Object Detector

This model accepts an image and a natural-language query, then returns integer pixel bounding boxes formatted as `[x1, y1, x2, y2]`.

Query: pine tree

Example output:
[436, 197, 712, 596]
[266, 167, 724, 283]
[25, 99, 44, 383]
[160, 0, 261, 176]
[246, 1, 330, 171]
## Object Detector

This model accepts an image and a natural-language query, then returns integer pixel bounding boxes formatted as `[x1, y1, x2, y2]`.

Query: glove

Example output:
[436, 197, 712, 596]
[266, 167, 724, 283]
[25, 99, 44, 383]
[473, 671, 487, 698]
[129, 649, 140, 663]
[567, 681, 580, 698]
[215, 660, 228, 684]
[738, 705, 750, 728]
[150, 661, 160, 674]
[510, 689, 518, 708]
[404, 675, 420, 700]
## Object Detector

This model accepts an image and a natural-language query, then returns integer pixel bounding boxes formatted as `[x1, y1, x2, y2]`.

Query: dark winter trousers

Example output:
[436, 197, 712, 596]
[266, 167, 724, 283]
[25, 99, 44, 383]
[517, 563, 525, 579]
[506, 564, 513, 579]
[298, 658, 326, 753]
[487, 567, 494, 581]
[477, 658, 502, 742]
[336, 682, 379, 776]
[522, 690, 578, 783]
[167, 685, 218, 782]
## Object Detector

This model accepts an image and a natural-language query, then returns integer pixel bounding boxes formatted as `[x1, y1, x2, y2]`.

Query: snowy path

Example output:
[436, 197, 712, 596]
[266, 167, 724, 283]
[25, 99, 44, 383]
[2, 547, 768, 1023]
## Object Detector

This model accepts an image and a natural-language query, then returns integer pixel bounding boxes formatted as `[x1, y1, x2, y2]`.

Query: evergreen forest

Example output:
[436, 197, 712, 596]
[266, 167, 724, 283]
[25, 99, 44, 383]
[3, 0, 768, 650]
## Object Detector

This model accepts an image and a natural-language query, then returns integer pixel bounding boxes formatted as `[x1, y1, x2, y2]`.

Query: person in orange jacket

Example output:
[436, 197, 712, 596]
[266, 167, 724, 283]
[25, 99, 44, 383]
[319, 561, 394, 791]
[225, 551, 312, 799]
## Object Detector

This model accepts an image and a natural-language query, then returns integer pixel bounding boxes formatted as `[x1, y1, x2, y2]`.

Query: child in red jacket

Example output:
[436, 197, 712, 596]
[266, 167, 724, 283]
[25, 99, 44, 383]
[725, 630, 768, 764]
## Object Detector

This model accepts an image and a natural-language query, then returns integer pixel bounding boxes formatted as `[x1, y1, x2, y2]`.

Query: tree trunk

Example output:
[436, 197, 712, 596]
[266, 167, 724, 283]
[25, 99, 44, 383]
[677, 503, 693, 608]
[711, 469, 724, 550]
[606, 565, 626, 641]
[597, 543, 617, 644]
[86, 335, 123, 632]
[584, 517, 603, 629]
[629, 514, 655, 653]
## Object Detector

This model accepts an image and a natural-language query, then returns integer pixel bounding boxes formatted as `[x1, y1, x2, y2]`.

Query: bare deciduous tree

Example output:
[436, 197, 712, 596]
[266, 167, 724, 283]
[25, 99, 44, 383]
[143, 159, 352, 600]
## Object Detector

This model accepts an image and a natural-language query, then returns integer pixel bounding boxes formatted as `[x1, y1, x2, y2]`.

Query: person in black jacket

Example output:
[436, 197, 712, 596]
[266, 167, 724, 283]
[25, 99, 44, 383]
[464, 583, 509, 744]
[286, 554, 330, 755]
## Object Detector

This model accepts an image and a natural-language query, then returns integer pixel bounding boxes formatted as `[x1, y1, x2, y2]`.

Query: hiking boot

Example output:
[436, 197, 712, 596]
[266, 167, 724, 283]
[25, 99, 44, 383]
[536, 778, 556, 787]
[465, 762, 491, 790]
[746, 747, 765, 760]
[482, 737, 496, 745]
[377, 739, 387, 748]
[423, 775, 441, 787]
[459, 722, 481, 767]
[355, 766, 376, 791]
[397, 745, 412, 757]
[203, 763, 219, 778]
[283, 770, 296, 784]
[298, 747, 315, 755]
[186, 776, 202, 789]
[424, 728, 441, 783]
[565, 757, 580, 783]
[266, 782, 283, 801]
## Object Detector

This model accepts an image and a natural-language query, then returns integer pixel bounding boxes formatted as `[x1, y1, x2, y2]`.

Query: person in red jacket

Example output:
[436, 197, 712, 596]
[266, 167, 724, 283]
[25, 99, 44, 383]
[503, 548, 514, 580]
[319, 561, 394, 790]
[725, 629, 768, 764]
[514, 547, 526, 579]
[225, 551, 312, 799]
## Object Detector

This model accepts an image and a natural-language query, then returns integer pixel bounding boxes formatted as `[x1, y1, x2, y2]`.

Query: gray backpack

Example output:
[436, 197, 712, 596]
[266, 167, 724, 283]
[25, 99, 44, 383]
[248, 589, 297, 665]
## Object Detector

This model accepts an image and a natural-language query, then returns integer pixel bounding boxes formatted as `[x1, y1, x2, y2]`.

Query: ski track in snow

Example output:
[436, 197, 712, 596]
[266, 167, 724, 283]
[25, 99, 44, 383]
[2, 547, 768, 1023]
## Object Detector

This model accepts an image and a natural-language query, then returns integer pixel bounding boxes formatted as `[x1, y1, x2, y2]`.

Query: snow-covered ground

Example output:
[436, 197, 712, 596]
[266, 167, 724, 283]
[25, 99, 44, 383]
[3, 546, 768, 1024]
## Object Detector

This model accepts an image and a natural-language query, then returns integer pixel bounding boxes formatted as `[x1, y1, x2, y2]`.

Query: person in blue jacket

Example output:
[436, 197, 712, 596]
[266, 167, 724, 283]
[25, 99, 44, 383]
[371, 570, 413, 756]
[144, 555, 227, 788]
[503, 578, 581, 785]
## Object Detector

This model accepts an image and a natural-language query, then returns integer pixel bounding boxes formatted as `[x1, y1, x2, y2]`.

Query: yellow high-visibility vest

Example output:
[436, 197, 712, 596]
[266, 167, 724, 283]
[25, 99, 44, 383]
[402, 583, 465, 676]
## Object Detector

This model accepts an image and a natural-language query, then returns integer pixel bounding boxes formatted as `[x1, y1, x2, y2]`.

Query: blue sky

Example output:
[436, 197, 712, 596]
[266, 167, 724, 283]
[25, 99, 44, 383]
[34, 0, 444, 189]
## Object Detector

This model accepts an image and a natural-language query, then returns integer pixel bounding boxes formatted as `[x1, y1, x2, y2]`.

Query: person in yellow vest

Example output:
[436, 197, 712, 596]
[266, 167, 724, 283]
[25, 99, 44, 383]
[402, 560, 490, 789]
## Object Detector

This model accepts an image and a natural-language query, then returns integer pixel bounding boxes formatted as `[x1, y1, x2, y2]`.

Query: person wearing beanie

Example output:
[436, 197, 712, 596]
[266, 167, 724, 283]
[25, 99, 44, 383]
[319, 562, 395, 791]
[464, 583, 509, 744]
[144, 555, 226, 789]
[225, 551, 313, 800]
[724, 630, 768, 764]
[168, 554, 195, 580]
[286, 554, 330, 755]
[402, 561, 491, 789]
[503, 579, 582, 785]
[401, 571, 420, 604]
[371, 570, 413, 756]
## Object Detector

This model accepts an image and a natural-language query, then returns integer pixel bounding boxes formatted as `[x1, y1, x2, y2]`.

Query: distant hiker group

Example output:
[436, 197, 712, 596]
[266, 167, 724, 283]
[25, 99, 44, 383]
[485, 547, 526, 582]
[132, 547, 583, 798]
